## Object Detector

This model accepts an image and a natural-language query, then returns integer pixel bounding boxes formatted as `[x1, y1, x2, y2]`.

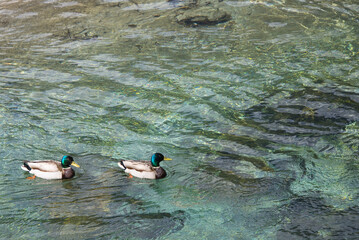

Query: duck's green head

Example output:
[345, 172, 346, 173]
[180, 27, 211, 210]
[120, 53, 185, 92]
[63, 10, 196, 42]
[151, 153, 172, 167]
[61, 155, 80, 168]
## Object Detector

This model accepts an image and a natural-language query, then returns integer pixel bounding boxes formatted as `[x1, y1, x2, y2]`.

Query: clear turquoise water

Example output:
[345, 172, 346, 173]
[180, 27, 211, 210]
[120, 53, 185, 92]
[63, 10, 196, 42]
[1, 0, 359, 239]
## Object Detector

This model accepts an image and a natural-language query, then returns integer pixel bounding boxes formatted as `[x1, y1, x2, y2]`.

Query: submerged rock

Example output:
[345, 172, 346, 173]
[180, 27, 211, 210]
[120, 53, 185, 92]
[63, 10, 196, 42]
[55, 27, 99, 41]
[176, 6, 231, 26]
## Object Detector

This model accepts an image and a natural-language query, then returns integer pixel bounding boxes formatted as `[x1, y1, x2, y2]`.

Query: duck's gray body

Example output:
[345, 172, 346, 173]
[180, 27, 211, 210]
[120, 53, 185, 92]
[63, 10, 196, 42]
[118, 160, 167, 179]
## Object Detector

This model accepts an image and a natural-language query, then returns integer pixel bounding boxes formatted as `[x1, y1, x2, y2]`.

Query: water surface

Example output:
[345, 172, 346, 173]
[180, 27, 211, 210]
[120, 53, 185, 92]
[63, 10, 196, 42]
[1, 0, 359, 239]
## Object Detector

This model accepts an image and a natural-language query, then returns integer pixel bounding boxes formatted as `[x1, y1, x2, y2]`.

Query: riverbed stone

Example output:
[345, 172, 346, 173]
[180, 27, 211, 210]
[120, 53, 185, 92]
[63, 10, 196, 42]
[176, 6, 231, 26]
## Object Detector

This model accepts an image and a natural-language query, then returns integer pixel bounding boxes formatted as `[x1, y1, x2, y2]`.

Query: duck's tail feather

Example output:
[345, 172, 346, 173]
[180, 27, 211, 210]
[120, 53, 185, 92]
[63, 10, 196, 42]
[118, 161, 127, 170]
[22, 161, 32, 171]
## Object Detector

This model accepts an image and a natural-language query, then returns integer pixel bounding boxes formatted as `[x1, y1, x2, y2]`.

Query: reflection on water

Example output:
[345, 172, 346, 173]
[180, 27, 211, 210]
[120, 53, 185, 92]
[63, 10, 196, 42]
[1, 0, 359, 239]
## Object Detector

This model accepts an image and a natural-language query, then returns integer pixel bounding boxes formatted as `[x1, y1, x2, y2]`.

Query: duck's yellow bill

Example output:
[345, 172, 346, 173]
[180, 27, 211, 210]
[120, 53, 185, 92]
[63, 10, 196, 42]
[164, 157, 172, 161]
[71, 162, 80, 168]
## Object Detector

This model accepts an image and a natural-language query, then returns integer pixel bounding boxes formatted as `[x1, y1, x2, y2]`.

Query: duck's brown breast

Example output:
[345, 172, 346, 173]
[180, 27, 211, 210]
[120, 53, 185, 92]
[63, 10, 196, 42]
[155, 167, 167, 179]
[62, 168, 75, 179]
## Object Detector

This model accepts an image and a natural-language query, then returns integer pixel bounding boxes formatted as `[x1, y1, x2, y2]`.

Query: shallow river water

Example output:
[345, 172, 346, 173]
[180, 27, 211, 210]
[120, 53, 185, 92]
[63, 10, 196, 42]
[0, 0, 359, 239]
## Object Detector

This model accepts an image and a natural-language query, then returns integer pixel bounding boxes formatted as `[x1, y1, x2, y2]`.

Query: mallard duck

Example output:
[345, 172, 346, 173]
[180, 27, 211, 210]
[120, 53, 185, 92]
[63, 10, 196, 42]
[118, 153, 172, 179]
[21, 155, 80, 180]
